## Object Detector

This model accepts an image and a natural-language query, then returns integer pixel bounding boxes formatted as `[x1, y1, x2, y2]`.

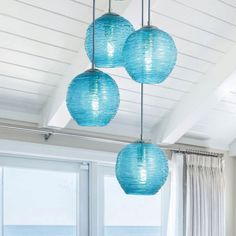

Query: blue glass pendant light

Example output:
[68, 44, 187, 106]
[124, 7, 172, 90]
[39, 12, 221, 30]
[116, 0, 168, 195]
[85, 0, 134, 68]
[66, 0, 120, 126]
[115, 83, 169, 194]
[123, 0, 177, 84]
[116, 141, 168, 195]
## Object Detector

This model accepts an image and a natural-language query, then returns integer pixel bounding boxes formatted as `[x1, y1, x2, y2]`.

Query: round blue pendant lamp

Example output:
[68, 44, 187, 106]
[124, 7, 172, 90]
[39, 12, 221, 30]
[66, 0, 120, 126]
[85, 0, 134, 68]
[116, 141, 168, 195]
[123, 0, 177, 84]
[116, 0, 168, 195]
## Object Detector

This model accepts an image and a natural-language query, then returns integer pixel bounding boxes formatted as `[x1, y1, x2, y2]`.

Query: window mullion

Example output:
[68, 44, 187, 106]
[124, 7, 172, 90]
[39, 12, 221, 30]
[79, 163, 89, 236]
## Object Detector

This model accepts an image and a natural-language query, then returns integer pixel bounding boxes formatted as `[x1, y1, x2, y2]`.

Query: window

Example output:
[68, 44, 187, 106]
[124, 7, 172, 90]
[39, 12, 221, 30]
[0, 156, 89, 236]
[97, 166, 170, 236]
[3, 167, 77, 236]
[0, 157, 170, 236]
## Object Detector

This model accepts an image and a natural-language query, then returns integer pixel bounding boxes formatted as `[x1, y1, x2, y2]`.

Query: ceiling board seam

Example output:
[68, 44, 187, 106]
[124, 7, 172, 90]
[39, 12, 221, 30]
[0, 30, 78, 53]
[0, 73, 57, 88]
[14, 0, 91, 25]
[152, 10, 236, 43]
[121, 99, 172, 110]
[0, 46, 71, 65]
[119, 109, 163, 118]
[213, 108, 236, 115]
[109, 73, 197, 89]
[0, 13, 84, 39]
[120, 88, 179, 102]
[171, 34, 226, 54]
[218, 0, 236, 8]
[169, 76, 197, 84]
[175, 0, 236, 28]
[0, 86, 50, 97]
[178, 52, 217, 65]
[0, 104, 43, 113]
[0, 60, 63, 76]
[154, 85, 188, 93]
[175, 64, 206, 74]
[111, 73, 188, 93]
[221, 100, 236, 105]
[68, 0, 104, 12]
[118, 109, 163, 118]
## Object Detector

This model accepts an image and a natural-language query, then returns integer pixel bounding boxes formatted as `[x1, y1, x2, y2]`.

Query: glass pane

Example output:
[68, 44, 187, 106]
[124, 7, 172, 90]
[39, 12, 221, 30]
[104, 176, 162, 236]
[3, 167, 77, 236]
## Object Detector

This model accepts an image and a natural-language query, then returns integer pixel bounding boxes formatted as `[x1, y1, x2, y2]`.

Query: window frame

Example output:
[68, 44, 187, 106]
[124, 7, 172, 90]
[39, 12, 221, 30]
[95, 164, 171, 236]
[0, 155, 90, 236]
[0, 154, 171, 236]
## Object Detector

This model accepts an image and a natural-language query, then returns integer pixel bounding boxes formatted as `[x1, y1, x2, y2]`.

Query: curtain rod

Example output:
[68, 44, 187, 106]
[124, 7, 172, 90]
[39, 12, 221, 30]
[170, 148, 223, 158]
[0, 123, 224, 158]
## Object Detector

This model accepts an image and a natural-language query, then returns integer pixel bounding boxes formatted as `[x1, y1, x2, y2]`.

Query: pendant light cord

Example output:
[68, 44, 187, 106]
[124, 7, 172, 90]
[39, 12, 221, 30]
[148, 0, 151, 26]
[92, 0, 96, 69]
[140, 84, 144, 141]
[108, 0, 111, 13]
[140, 0, 144, 141]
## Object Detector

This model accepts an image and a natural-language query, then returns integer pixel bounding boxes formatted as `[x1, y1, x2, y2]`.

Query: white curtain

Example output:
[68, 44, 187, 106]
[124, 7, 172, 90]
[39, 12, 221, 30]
[167, 152, 184, 236]
[167, 152, 225, 236]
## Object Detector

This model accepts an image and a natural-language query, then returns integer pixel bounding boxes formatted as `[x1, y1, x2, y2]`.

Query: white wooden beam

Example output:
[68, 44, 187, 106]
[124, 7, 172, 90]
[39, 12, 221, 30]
[41, 0, 144, 128]
[151, 45, 236, 145]
[0, 108, 39, 124]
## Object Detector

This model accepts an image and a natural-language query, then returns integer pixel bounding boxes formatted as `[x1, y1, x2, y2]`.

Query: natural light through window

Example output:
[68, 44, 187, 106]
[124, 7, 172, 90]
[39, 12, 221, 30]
[3, 167, 77, 236]
[104, 176, 162, 236]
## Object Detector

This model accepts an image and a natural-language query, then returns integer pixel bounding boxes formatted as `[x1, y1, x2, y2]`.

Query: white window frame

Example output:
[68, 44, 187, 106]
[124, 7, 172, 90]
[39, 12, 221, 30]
[0, 151, 172, 236]
[0, 155, 90, 236]
[95, 163, 171, 236]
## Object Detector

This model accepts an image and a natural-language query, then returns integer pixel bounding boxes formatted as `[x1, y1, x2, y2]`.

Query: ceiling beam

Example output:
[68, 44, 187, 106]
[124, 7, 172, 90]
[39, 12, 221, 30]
[151, 45, 236, 145]
[0, 108, 39, 124]
[41, 0, 144, 128]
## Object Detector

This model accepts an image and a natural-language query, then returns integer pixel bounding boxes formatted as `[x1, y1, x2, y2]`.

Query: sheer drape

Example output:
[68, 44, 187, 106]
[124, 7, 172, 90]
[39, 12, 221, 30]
[167, 152, 225, 236]
[167, 153, 184, 236]
[186, 154, 225, 236]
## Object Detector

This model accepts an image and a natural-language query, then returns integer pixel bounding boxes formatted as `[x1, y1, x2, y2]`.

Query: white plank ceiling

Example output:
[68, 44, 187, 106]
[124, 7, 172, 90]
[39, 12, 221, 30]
[0, 0, 236, 150]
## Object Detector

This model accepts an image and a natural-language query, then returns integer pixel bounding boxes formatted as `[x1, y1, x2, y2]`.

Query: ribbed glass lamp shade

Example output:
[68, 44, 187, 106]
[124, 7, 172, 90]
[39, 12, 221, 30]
[85, 13, 134, 68]
[116, 141, 168, 195]
[66, 69, 120, 126]
[123, 26, 177, 84]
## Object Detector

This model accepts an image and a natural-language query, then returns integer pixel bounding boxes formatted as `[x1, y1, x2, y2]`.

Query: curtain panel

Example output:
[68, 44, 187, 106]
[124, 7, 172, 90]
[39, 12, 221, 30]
[168, 152, 225, 236]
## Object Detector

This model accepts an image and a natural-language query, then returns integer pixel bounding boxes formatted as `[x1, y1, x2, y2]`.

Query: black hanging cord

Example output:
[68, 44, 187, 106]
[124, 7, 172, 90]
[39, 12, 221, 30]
[140, 85, 144, 141]
[142, 0, 144, 27]
[92, 0, 96, 69]
[140, 0, 144, 141]
[108, 0, 112, 13]
[147, 0, 151, 26]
